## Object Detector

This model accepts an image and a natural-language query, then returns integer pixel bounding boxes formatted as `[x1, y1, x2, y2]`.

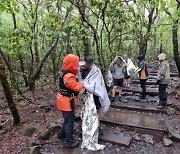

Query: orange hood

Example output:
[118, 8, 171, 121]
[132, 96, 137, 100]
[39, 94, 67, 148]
[63, 54, 79, 75]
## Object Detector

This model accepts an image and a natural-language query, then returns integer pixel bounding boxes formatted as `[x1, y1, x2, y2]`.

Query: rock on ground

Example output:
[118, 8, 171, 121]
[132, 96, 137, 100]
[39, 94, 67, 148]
[163, 137, 173, 147]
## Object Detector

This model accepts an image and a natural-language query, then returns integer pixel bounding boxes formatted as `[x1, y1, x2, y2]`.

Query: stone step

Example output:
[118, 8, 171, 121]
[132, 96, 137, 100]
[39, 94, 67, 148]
[110, 102, 167, 114]
[99, 131, 132, 147]
[101, 110, 165, 136]
[123, 88, 158, 96]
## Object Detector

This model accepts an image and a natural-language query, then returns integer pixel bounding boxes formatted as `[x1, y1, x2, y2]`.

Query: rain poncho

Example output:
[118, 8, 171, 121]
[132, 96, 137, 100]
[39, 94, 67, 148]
[78, 62, 110, 151]
[108, 56, 136, 86]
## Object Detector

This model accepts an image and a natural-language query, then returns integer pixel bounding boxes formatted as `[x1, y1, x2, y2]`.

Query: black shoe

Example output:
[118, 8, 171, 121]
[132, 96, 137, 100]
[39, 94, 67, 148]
[139, 95, 146, 99]
[65, 140, 79, 148]
[99, 127, 103, 135]
[58, 133, 66, 139]
[118, 97, 122, 101]
[111, 97, 115, 102]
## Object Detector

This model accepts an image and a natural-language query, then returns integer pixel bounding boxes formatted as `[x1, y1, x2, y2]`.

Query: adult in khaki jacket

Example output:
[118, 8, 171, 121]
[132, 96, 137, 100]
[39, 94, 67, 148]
[157, 53, 170, 109]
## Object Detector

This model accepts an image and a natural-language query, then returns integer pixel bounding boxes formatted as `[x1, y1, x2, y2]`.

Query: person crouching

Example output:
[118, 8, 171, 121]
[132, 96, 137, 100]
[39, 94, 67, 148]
[56, 54, 84, 148]
[157, 53, 170, 109]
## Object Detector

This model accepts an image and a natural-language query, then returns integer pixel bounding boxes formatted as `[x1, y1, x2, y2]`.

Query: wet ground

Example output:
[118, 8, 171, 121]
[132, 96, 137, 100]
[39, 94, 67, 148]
[40, 61, 180, 154]
[0, 61, 180, 154]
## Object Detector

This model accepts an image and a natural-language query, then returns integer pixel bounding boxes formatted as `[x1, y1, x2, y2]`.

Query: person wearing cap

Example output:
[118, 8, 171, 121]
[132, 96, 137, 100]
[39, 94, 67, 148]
[136, 54, 148, 99]
[109, 56, 126, 102]
[80, 55, 103, 135]
[56, 54, 84, 148]
[157, 53, 170, 109]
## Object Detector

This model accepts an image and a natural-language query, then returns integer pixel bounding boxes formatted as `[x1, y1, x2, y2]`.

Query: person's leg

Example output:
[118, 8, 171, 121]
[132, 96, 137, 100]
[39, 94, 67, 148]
[161, 84, 167, 105]
[157, 84, 165, 109]
[58, 113, 66, 139]
[143, 79, 147, 98]
[118, 86, 122, 97]
[93, 95, 103, 135]
[127, 78, 131, 87]
[112, 79, 118, 101]
[140, 79, 146, 99]
[118, 79, 123, 101]
[112, 86, 117, 98]
[124, 78, 128, 87]
[63, 111, 77, 147]
[159, 84, 163, 103]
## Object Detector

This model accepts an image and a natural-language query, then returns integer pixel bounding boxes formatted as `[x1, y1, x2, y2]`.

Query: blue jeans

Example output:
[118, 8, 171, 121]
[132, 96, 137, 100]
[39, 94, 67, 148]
[59, 111, 75, 146]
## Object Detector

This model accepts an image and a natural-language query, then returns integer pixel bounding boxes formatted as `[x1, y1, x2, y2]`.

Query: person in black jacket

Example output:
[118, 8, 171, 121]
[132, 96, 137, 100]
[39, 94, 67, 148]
[137, 54, 148, 99]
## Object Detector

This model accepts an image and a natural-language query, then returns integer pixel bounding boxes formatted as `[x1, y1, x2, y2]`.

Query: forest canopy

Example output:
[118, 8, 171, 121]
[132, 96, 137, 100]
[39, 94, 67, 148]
[0, 0, 179, 90]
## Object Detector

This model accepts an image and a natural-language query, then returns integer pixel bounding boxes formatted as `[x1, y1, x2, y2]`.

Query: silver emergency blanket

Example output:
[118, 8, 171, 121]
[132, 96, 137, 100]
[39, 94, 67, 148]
[81, 93, 105, 151]
[78, 61, 110, 115]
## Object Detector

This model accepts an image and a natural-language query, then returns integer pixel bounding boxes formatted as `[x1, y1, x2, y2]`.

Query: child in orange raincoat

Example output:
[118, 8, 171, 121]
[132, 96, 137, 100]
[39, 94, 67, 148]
[56, 54, 84, 148]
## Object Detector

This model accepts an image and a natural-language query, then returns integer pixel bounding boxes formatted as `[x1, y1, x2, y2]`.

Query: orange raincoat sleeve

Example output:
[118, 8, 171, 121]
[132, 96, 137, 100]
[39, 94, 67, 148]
[64, 73, 84, 91]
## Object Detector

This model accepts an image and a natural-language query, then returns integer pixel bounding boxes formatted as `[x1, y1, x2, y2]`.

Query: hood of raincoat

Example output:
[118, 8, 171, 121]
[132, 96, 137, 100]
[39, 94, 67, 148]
[63, 54, 79, 75]
[158, 53, 166, 61]
[137, 54, 145, 61]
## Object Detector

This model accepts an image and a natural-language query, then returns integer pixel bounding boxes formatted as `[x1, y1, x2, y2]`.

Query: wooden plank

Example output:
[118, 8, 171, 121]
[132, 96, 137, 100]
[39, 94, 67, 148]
[101, 111, 165, 133]
[149, 73, 179, 77]
[110, 103, 167, 114]
[132, 80, 157, 85]
[99, 132, 132, 147]
[123, 88, 158, 96]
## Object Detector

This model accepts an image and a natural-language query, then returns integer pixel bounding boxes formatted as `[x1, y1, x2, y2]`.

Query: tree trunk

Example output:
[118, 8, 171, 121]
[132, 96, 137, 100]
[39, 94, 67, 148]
[160, 43, 163, 54]
[172, 21, 180, 77]
[29, 38, 59, 90]
[0, 55, 20, 125]
[18, 54, 29, 87]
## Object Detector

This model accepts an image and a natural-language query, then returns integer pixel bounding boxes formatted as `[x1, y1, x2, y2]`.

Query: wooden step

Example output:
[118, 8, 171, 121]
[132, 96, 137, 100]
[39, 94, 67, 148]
[123, 88, 158, 96]
[132, 80, 157, 85]
[99, 131, 132, 147]
[101, 110, 165, 136]
[149, 73, 179, 77]
[110, 102, 167, 114]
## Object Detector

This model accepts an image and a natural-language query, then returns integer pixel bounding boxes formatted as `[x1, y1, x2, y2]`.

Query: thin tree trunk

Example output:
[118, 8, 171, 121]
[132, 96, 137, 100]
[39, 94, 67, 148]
[29, 38, 59, 90]
[172, 21, 180, 77]
[18, 54, 29, 87]
[0, 55, 20, 125]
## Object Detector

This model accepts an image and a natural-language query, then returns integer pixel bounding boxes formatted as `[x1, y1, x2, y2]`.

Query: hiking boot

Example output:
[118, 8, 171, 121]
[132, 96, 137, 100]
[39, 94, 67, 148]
[139, 95, 146, 99]
[99, 127, 103, 135]
[65, 140, 79, 148]
[111, 97, 115, 102]
[118, 97, 122, 101]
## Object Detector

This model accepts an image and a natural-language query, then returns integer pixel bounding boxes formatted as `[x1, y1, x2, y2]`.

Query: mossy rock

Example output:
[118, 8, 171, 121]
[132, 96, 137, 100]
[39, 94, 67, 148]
[21, 125, 36, 137]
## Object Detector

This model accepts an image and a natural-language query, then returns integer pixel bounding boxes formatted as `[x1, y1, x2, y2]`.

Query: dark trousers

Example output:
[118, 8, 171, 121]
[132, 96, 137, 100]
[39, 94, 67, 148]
[59, 111, 75, 145]
[140, 79, 147, 97]
[159, 84, 168, 105]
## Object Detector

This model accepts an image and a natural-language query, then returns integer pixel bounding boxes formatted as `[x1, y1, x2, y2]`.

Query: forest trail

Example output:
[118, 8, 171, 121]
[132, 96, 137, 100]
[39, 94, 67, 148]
[1, 61, 179, 154]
